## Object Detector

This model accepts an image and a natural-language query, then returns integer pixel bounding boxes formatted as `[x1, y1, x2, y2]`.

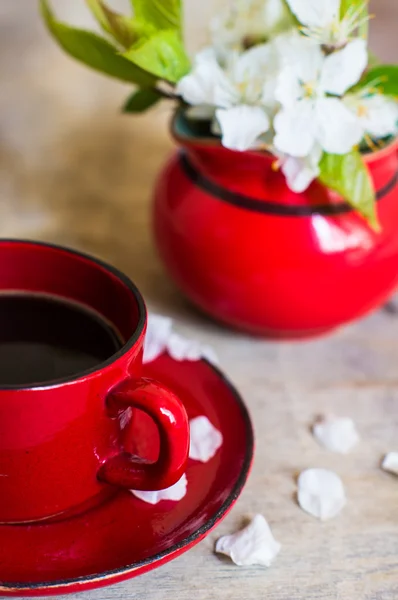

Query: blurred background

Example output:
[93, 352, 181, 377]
[0, 0, 397, 315]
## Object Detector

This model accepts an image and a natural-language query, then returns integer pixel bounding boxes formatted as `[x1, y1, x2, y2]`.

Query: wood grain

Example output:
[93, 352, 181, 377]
[0, 2, 398, 598]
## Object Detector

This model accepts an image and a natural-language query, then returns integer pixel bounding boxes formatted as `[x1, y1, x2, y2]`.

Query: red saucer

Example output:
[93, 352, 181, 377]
[0, 355, 254, 596]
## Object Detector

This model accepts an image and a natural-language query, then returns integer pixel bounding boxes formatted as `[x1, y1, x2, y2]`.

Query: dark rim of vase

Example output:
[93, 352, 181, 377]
[180, 152, 398, 217]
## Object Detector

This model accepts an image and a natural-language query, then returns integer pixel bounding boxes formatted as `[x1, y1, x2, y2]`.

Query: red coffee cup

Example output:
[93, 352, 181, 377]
[0, 240, 189, 524]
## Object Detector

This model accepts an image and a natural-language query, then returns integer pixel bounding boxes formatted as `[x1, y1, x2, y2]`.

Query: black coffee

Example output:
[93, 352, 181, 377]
[0, 294, 123, 386]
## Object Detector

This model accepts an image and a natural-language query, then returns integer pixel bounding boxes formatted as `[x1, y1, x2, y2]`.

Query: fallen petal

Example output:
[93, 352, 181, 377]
[312, 415, 359, 454]
[382, 452, 398, 476]
[143, 314, 219, 366]
[189, 416, 223, 462]
[215, 514, 281, 567]
[167, 333, 219, 365]
[131, 473, 187, 505]
[297, 468, 346, 520]
[143, 314, 173, 364]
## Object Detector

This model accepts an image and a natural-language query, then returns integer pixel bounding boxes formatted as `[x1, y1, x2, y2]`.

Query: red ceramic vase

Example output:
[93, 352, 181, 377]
[153, 113, 398, 338]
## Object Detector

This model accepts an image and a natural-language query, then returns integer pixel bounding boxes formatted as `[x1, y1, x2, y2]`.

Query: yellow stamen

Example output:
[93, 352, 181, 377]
[357, 104, 369, 118]
[303, 82, 315, 97]
[237, 81, 250, 97]
[364, 134, 378, 152]
[271, 160, 281, 172]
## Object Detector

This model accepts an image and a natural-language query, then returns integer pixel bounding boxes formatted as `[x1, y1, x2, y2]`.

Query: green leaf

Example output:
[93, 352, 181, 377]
[85, 0, 112, 35]
[85, 0, 140, 48]
[356, 65, 398, 97]
[319, 151, 379, 229]
[131, 0, 182, 32]
[123, 88, 162, 112]
[368, 50, 380, 69]
[40, 0, 155, 86]
[122, 29, 190, 83]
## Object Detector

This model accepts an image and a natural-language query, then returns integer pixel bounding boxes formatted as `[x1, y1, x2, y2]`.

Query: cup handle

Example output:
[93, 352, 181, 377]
[98, 378, 189, 491]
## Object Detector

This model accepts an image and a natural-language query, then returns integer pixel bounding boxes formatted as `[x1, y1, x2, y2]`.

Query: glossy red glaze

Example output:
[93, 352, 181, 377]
[0, 241, 189, 524]
[154, 125, 398, 337]
[0, 355, 254, 596]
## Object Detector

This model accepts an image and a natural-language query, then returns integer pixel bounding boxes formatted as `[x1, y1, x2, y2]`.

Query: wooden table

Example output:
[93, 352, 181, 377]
[1, 2, 398, 599]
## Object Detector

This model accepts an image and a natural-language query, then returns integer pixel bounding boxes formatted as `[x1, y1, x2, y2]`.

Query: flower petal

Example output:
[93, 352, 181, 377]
[143, 314, 173, 364]
[210, 0, 291, 54]
[167, 333, 219, 365]
[285, 0, 340, 28]
[272, 28, 302, 57]
[131, 474, 187, 505]
[176, 48, 234, 107]
[382, 452, 398, 476]
[213, 77, 241, 109]
[312, 415, 360, 454]
[297, 468, 346, 521]
[194, 47, 218, 65]
[233, 43, 276, 82]
[282, 158, 316, 192]
[281, 145, 322, 192]
[215, 515, 281, 567]
[216, 105, 270, 151]
[262, 74, 281, 110]
[315, 97, 363, 154]
[264, 0, 290, 30]
[274, 32, 323, 83]
[176, 65, 218, 106]
[357, 95, 398, 138]
[189, 416, 223, 462]
[227, 44, 280, 107]
[275, 67, 303, 108]
[320, 39, 367, 96]
[273, 99, 317, 157]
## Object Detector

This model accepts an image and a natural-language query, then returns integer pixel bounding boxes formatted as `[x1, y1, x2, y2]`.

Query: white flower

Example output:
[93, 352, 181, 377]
[176, 48, 223, 111]
[177, 45, 279, 151]
[285, 0, 370, 48]
[211, 0, 293, 54]
[274, 38, 367, 157]
[214, 105, 269, 152]
[344, 92, 398, 140]
[276, 144, 322, 193]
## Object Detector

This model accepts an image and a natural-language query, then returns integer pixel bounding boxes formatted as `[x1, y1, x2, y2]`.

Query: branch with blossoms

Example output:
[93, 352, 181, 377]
[41, 0, 398, 228]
